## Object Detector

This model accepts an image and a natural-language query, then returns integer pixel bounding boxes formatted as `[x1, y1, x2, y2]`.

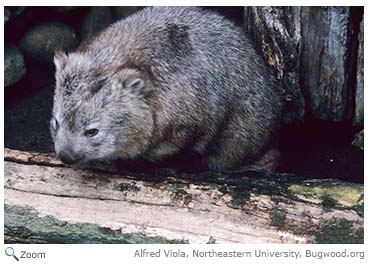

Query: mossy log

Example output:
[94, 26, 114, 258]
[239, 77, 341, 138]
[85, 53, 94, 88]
[4, 148, 363, 244]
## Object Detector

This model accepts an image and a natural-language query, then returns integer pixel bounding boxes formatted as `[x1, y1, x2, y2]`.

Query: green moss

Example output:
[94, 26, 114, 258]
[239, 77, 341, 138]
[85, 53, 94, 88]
[5, 204, 187, 244]
[204, 183, 221, 191]
[230, 188, 251, 209]
[171, 189, 192, 205]
[165, 183, 193, 205]
[320, 195, 337, 212]
[288, 181, 364, 209]
[166, 183, 187, 193]
[269, 208, 287, 230]
[351, 201, 364, 217]
[207, 236, 216, 244]
[315, 218, 363, 244]
[113, 181, 140, 193]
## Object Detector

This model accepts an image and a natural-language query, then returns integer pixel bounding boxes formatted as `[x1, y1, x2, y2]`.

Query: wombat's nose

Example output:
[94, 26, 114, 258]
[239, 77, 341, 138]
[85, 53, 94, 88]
[58, 150, 83, 165]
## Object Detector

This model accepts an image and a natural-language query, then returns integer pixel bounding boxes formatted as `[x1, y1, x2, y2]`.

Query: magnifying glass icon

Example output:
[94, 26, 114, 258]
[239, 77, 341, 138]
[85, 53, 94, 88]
[5, 247, 19, 261]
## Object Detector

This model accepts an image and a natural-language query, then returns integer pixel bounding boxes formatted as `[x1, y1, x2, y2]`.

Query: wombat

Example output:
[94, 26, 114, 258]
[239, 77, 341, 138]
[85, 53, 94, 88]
[51, 7, 283, 172]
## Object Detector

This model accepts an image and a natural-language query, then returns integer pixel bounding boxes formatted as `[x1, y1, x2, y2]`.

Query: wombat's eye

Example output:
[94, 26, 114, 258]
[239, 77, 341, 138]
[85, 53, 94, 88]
[84, 128, 99, 137]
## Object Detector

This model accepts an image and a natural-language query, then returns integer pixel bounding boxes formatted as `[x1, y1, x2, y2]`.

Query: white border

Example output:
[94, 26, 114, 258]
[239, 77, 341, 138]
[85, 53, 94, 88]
[1, 2, 370, 264]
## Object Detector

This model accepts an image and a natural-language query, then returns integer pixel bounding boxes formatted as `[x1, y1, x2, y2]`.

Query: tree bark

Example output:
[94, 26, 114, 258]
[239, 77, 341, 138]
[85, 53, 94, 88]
[246, 7, 364, 123]
[246, 7, 304, 123]
[354, 16, 364, 126]
[5, 148, 363, 244]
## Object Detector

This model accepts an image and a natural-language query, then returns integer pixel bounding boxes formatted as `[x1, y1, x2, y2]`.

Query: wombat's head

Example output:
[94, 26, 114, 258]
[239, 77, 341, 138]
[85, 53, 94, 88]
[51, 51, 154, 166]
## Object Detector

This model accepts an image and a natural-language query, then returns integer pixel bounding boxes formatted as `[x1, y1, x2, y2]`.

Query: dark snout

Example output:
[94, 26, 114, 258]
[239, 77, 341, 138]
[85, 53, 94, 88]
[58, 149, 85, 165]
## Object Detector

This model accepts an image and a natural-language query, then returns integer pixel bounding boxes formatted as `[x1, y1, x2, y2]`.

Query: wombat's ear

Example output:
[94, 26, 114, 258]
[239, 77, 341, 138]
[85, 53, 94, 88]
[127, 77, 145, 90]
[125, 76, 152, 96]
[113, 67, 153, 96]
[53, 50, 68, 71]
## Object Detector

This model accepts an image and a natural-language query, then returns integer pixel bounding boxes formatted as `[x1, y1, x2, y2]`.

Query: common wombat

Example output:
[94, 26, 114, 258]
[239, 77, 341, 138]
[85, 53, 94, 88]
[51, 7, 283, 171]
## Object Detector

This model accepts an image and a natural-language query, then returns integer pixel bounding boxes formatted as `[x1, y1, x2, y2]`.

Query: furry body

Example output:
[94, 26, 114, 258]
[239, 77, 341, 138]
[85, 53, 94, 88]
[51, 7, 283, 171]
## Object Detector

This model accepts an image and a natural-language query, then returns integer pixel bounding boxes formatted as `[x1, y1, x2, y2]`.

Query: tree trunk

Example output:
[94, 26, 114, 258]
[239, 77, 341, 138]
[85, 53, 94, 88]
[246, 7, 364, 124]
[5, 148, 363, 244]
[354, 16, 364, 126]
[246, 6, 304, 123]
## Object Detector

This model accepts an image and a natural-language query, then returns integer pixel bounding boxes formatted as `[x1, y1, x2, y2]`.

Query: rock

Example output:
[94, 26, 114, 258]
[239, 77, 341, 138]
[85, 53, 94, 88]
[5, 8, 11, 24]
[301, 7, 354, 121]
[80, 7, 113, 40]
[5, 44, 26, 87]
[113, 6, 143, 20]
[354, 17, 364, 126]
[246, 7, 305, 123]
[19, 22, 79, 63]
[352, 130, 363, 150]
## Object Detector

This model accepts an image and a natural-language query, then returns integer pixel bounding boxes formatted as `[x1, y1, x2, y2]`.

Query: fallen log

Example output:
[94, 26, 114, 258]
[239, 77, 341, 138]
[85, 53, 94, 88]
[4, 148, 363, 244]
